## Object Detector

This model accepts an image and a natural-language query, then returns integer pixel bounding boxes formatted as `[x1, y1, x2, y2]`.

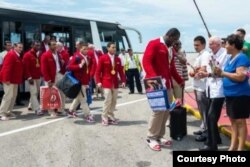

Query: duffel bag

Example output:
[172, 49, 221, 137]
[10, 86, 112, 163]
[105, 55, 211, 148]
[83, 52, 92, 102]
[56, 72, 81, 99]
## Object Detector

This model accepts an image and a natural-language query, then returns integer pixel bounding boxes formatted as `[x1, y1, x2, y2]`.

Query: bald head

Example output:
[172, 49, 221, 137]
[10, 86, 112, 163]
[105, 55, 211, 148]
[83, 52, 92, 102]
[209, 36, 222, 54]
[56, 41, 64, 52]
[88, 44, 95, 51]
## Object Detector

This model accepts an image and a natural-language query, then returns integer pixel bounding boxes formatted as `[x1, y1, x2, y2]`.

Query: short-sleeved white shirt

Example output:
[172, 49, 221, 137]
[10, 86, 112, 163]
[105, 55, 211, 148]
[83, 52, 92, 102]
[119, 53, 127, 66]
[206, 47, 229, 98]
[192, 49, 210, 92]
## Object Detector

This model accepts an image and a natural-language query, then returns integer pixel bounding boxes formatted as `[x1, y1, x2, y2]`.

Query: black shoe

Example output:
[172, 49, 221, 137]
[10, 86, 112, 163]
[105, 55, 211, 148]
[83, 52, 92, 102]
[16, 102, 25, 106]
[217, 139, 222, 145]
[195, 135, 207, 142]
[128, 92, 134, 94]
[138, 92, 143, 94]
[199, 145, 217, 151]
[193, 130, 203, 135]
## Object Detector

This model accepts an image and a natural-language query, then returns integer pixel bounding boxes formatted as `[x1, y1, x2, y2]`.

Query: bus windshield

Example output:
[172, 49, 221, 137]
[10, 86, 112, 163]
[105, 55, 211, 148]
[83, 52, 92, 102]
[97, 22, 130, 54]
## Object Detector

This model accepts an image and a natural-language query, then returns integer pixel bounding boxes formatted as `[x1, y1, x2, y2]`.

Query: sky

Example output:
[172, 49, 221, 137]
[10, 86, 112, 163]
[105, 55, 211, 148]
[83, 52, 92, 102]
[0, 0, 249, 52]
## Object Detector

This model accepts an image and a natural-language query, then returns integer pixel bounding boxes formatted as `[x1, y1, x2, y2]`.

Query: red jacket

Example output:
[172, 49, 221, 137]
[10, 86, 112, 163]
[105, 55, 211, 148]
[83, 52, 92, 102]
[67, 53, 91, 85]
[0, 50, 23, 84]
[23, 48, 41, 80]
[40, 42, 48, 55]
[41, 50, 63, 83]
[88, 49, 104, 78]
[95, 54, 126, 89]
[58, 50, 70, 75]
[142, 38, 183, 89]
[73, 50, 80, 57]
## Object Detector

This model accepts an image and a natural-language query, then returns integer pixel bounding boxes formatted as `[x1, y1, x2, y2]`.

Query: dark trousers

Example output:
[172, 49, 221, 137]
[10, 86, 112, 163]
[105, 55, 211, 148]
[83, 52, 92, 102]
[125, 71, 129, 86]
[206, 97, 224, 149]
[194, 90, 209, 131]
[127, 68, 142, 93]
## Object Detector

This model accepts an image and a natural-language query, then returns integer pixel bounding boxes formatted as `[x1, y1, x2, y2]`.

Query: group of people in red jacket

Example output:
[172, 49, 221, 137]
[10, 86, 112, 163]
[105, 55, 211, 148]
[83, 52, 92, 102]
[0, 28, 185, 152]
[0, 35, 129, 126]
[0, 37, 111, 120]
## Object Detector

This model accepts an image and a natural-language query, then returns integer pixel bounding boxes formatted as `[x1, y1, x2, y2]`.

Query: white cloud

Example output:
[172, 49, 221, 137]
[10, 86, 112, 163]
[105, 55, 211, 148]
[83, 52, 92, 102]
[31, 0, 76, 5]
[1, 0, 250, 52]
[0, 0, 30, 9]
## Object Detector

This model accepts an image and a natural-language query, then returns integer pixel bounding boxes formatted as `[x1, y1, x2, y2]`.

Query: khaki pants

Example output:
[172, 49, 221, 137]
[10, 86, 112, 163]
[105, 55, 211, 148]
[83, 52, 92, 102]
[147, 89, 173, 140]
[102, 88, 118, 119]
[69, 85, 90, 116]
[28, 79, 40, 111]
[0, 83, 18, 116]
[44, 73, 65, 113]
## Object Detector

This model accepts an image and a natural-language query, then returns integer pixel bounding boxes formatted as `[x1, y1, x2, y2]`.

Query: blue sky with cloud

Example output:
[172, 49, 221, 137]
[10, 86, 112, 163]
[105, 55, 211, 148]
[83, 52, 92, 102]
[0, 0, 249, 52]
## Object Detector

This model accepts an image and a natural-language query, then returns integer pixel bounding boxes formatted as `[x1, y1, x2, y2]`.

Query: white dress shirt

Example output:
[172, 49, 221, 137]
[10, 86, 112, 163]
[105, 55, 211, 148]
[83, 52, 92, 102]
[119, 53, 126, 66]
[108, 53, 115, 66]
[206, 47, 229, 98]
[53, 53, 61, 73]
[0, 50, 8, 65]
[45, 44, 49, 51]
[192, 49, 210, 92]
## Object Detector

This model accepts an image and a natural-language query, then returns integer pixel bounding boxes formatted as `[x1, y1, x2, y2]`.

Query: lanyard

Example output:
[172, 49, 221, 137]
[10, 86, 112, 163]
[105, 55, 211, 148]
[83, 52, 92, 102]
[81, 54, 89, 74]
[109, 55, 115, 75]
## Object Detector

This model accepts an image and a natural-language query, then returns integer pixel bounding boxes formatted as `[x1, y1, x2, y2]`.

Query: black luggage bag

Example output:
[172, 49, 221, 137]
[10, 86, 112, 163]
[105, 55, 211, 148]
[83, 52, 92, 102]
[170, 106, 187, 141]
[56, 72, 81, 99]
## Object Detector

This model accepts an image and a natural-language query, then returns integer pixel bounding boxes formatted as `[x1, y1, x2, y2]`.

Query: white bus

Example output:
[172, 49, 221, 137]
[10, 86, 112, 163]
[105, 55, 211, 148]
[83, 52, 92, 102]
[0, 7, 142, 95]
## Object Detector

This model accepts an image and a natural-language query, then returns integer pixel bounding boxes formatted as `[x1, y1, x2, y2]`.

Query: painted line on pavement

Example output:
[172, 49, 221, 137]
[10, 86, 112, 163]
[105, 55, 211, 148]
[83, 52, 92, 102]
[0, 98, 147, 137]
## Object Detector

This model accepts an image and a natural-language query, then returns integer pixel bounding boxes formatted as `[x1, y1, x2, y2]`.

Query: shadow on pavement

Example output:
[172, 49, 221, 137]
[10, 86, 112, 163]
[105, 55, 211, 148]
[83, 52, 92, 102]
[13, 111, 45, 121]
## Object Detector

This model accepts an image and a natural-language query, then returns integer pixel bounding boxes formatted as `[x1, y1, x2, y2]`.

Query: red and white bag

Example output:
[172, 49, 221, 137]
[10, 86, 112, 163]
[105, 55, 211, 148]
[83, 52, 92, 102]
[40, 86, 62, 110]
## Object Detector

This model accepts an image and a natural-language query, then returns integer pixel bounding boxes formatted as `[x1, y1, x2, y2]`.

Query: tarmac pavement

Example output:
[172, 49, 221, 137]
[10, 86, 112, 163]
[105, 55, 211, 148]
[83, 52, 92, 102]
[0, 87, 231, 167]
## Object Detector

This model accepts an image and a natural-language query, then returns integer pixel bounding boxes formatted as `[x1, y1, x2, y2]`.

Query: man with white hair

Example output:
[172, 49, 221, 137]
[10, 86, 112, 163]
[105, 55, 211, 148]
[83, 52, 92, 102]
[198, 36, 228, 151]
[74, 41, 84, 57]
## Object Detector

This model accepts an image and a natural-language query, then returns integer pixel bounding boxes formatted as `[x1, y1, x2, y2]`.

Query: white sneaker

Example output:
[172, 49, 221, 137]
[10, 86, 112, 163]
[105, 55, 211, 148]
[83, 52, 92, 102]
[84, 114, 95, 123]
[36, 109, 44, 116]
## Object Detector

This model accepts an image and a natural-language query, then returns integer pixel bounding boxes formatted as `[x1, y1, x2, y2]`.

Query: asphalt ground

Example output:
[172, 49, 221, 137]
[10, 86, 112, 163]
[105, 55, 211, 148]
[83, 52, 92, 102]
[0, 87, 231, 167]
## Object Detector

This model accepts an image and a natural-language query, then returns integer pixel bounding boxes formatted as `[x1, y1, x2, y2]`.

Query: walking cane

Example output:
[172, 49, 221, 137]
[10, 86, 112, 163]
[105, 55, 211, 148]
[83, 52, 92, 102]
[193, 0, 212, 38]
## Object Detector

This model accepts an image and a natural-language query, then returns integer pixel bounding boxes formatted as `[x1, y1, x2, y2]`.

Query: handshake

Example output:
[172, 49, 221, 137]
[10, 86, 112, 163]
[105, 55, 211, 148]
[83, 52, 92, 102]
[187, 61, 223, 79]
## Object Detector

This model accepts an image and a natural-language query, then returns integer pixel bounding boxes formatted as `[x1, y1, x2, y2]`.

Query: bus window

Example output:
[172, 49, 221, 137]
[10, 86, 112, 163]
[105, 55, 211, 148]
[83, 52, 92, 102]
[52, 32, 70, 48]
[116, 28, 131, 52]
[41, 24, 71, 53]
[23, 23, 40, 50]
[122, 36, 129, 50]
[73, 25, 92, 42]
[97, 22, 115, 53]
[73, 25, 92, 53]
[2, 21, 22, 44]
[97, 22, 131, 54]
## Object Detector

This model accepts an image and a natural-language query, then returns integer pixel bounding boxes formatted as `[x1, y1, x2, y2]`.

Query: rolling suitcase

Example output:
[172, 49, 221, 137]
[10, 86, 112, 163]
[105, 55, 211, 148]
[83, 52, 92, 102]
[170, 106, 187, 140]
[170, 89, 187, 141]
